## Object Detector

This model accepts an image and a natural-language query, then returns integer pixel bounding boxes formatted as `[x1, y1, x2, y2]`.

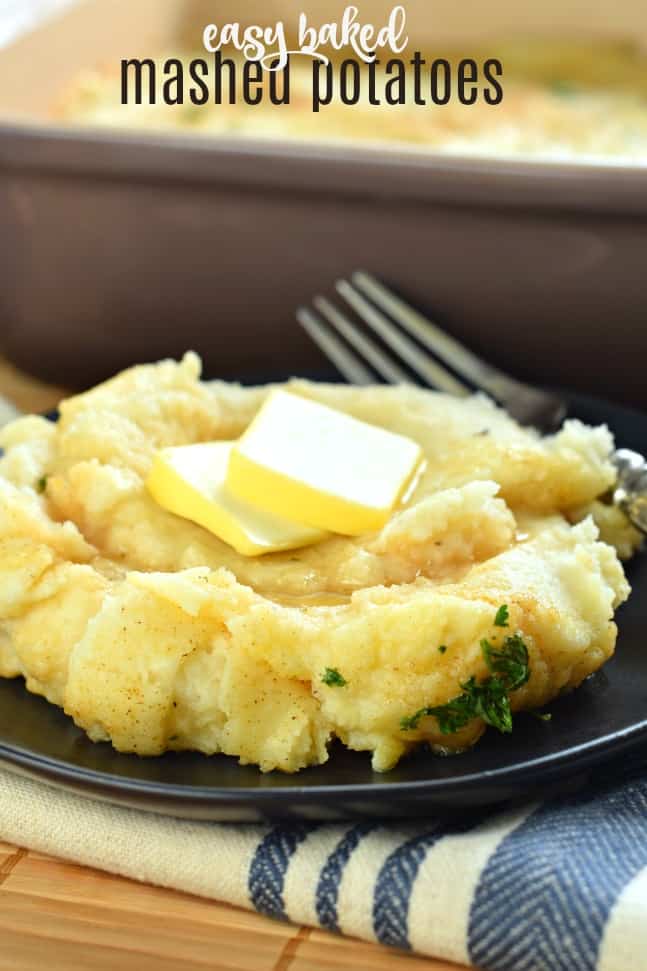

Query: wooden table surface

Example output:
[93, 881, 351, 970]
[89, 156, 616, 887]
[0, 355, 468, 971]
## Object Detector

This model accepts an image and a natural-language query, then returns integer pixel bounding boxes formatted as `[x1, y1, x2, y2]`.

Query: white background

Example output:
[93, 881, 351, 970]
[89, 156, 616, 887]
[0, 0, 77, 47]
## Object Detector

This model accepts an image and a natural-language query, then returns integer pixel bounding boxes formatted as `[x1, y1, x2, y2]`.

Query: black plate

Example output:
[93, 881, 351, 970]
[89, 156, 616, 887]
[1, 392, 647, 820]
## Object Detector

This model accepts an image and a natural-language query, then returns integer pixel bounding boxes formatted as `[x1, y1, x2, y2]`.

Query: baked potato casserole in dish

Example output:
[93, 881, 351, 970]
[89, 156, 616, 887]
[60, 39, 647, 162]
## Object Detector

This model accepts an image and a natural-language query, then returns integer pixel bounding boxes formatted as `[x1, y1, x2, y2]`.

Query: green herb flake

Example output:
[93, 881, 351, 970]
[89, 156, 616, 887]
[400, 632, 530, 735]
[182, 104, 205, 125]
[550, 79, 576, 97]
[400, 713, 422, 732]
[438, 645, 448, 655]
[36, 476, 48, 494]
[322, 667, 348, 688]
[481, 634, 530, 691]
[494, 604, 509, 628]
[532, 711, 552, 723]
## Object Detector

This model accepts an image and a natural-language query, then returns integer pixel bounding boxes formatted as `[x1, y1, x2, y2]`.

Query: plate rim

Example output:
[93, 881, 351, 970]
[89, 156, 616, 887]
[1, 692, 646, 806]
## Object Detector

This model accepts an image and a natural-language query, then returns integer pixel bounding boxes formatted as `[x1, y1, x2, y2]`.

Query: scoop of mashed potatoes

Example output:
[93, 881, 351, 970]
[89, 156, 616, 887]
[0, 353, 635, 772]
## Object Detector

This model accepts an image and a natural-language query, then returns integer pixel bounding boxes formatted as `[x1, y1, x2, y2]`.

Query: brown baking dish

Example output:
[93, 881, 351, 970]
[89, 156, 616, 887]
[0, 0, 646, 405]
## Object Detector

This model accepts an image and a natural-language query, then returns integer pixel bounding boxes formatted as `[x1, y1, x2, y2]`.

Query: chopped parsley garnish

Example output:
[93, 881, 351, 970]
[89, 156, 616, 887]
[36, 476, 48, 494]
[494, 604, 509, 628]
[481, 633, 530, 691]
[550, 79, 576, 97]
[183, 104, 205, 125]
[400, 624, 530, 736]
[438, 645, 448, 655]
[322, 667, 348, 688]
[532, 711, 552, 723]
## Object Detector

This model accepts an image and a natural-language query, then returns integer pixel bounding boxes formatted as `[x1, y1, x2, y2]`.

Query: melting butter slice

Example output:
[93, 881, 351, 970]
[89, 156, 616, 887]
[227, 390, 423, 535]
[146, 442, 327, 556]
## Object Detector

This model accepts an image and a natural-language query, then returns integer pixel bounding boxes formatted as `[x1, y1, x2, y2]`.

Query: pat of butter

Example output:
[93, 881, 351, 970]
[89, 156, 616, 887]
[146, 442, 327, 557]
[227, 390, 423, 535]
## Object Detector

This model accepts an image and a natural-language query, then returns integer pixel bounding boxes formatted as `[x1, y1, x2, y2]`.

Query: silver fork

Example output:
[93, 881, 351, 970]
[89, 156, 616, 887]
[297, 271, 647, 535]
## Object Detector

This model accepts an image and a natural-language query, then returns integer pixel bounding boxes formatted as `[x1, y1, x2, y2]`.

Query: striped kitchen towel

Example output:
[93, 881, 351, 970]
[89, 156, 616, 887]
[1, 763, 646, 971]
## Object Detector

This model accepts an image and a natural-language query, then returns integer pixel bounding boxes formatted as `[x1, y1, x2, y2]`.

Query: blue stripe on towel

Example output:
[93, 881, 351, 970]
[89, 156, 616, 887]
[316, 822, 379, 932]
[373, 814, 488, 950]
[249, 823, 319, 920]
[468, 777, 647, 971]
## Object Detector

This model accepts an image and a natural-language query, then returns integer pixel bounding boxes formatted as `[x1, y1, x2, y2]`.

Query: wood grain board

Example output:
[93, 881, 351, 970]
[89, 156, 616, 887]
[0, 840, 465, 971]
[0, 356, 67, 414]
[0, 355, 470, 971]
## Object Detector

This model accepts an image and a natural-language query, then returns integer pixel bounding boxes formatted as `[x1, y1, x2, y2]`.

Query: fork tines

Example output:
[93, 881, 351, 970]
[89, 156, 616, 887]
[298, 272, 469, 396]
[297, 271, 567, 430]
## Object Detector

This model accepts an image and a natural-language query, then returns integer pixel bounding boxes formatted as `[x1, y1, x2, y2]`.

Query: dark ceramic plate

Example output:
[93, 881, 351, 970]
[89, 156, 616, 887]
[1, 393, 646, 820]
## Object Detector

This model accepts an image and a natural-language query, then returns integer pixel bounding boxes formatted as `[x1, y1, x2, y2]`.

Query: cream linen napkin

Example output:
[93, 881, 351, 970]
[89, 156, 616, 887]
[1, 764, 647, 971]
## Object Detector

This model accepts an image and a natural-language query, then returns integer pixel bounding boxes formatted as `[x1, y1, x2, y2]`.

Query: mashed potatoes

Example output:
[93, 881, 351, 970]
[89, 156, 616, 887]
[0, 353, 636, 771]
